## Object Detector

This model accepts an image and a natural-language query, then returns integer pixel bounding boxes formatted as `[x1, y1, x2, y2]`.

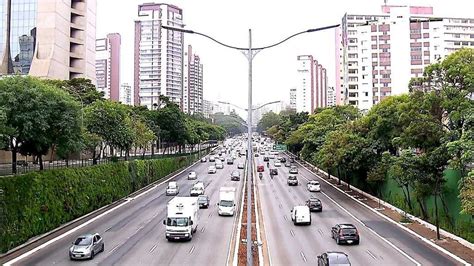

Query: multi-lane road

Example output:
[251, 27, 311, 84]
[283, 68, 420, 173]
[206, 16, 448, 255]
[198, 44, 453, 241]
[256, 153, 461, 266]
[9, 152, 245, 266]
[4, 139, 465, 266]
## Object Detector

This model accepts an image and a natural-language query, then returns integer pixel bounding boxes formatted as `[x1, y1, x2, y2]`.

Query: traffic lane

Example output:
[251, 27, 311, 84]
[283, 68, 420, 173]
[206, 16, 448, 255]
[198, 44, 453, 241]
[14, 158, 213, 266]
[101, 156, 244, 265]
[292, 158, 459, 266]
[257, 158, 320, 265]
[275, 166, 414, 266]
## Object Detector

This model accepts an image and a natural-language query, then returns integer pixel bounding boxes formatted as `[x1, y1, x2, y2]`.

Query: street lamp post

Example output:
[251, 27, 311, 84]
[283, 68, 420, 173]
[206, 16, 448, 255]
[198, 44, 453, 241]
[162, 23, 339, 265]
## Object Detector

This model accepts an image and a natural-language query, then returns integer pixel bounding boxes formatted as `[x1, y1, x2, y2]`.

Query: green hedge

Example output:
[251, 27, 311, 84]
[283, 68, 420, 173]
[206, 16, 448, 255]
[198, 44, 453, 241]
[0, 153, 200, 253]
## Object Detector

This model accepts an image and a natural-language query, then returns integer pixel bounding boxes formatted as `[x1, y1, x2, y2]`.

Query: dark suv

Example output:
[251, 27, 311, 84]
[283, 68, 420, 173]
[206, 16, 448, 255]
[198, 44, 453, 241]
[306, 197, 322, 212]
[263, 156, 270, 162]
[331, 224, 360, 245]
[280, 157, 287, 163]
[317, 252, 351, 266]
[270, 168, 278, 175]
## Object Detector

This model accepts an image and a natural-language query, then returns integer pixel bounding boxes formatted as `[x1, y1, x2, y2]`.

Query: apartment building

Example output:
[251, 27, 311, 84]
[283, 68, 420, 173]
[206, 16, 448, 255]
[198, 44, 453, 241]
[289, 88, 297, 111]
[183, 45, 204, 115]
[0, 0, 96, 82]
[96, 33, 121, 101]
[336, 5, 474, 112]
[296, 55, 329, 114]
[134, 3, 184, 109]
[120, 83, 132, 105]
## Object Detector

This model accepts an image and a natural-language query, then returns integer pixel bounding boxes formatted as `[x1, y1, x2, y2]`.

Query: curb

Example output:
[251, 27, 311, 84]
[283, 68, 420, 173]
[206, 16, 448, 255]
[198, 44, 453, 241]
[232, 160, 248, 266]
[252, 159, 264, 266]
[0, 148, 215, 264]
[287, 152, 472, 266]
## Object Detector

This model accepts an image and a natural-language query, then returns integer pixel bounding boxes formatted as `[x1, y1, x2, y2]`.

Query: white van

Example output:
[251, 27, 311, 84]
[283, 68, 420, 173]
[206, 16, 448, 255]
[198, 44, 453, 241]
[166, 182, 179, 196]
[164, 197, 199, 240]
[291, 206, 311, 225]
[218, 187, 236, 216]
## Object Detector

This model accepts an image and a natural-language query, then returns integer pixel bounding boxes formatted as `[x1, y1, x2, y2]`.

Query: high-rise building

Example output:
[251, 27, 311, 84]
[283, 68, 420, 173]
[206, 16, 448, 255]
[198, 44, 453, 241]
[289, 88, 297, 110]
[296, 55, 328, 113]
[134, 3, 184, 109]
[327, 86, 337, 107]
[183, 45, 203, 115]
[96, 33, 121, 101]
[0, 0, 96, 82]
[203, 99, 213, 118]
[120, 83, 132, 105]
[336, 4, 474, 112]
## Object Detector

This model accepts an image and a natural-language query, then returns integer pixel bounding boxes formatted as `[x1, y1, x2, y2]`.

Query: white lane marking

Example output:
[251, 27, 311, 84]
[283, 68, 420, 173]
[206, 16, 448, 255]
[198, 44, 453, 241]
[283, 215, 288, 221]
[189, 245, 195, 254]
[4, 154, 208, 266]
[317, 228, 324, 237]
[300, 251, 307, 263]
[290, 229, 295, 237]
[366, 250, 377, 260]
[149, 244, 157, 253]
[200, 226, 206, 233]
[320, 191, 421, 266]
[108, 244, 120, 254]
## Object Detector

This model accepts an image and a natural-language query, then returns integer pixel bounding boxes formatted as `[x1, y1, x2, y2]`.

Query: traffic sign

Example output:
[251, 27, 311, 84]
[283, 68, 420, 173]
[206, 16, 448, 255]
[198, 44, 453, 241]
[273, 144, 287, 151]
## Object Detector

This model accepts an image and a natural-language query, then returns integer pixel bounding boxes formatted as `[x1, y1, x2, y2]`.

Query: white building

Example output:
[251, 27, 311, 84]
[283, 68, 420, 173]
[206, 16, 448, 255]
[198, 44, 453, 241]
[327, 86, 337, 107]
[183, 45, 203, 115]
[336, 4, 474, 112]
[134, 3, 184, 109]
[289, 88, 297, 110]
[120, 83, 132, 105]
[296, 55, 314, 113]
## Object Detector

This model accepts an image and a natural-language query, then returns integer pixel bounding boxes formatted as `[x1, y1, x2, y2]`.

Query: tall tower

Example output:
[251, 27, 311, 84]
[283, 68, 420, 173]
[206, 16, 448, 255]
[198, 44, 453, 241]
[134, 3, 184, 109]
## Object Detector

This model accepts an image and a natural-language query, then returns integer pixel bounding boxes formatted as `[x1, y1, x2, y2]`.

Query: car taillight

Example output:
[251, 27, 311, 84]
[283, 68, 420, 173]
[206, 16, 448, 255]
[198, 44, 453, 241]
[339, 230, 344, 237]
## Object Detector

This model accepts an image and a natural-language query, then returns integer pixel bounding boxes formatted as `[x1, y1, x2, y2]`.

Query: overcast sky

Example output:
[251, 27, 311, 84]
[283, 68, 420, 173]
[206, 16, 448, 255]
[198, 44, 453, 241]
[96, 0, 472, 111]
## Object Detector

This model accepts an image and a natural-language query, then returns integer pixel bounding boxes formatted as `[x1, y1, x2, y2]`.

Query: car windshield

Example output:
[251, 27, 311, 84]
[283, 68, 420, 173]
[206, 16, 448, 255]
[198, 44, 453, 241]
[167, 217, 189, 226]
[289, 176, 296, 180]
[198, 196, 208, 202]
[74, 236, 92, 246]
[220, 200, 233, 207]
[328, 254, 350, 264]
[342, 228, 357, 234]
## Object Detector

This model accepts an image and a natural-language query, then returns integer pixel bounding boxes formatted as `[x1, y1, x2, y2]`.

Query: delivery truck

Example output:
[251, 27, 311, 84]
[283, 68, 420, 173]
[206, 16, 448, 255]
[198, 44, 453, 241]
[163, 197, 199, 241]
[218, 187, 236, 216]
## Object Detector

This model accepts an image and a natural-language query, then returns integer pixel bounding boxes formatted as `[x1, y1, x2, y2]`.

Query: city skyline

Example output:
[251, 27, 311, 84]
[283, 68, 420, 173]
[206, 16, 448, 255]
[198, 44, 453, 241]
[96, 0, 472, 112]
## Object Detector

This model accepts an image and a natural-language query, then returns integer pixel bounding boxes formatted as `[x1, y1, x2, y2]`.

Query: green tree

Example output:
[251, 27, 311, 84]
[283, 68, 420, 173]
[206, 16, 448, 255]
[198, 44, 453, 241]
[47, 78, 104, 105]
[132, 117, 156, 159]
[257, 111, 281, 132]
[459, 170, 474, 215]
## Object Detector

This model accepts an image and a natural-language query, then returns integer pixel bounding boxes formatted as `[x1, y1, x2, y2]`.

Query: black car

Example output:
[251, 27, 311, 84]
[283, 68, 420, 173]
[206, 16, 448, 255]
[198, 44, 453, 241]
[197, 195, 210, 208]
[280, 157, 286, 163]
[231, 170, 241, 181]
[263, 156, 270, 162]
[289, 157, 295, 163]
[317, 252, 351, 266]
[331, 224, 360, 245]
[270, 168, 278, 175]
[284, 162, 291, 167]
[306, 197, 323, 212]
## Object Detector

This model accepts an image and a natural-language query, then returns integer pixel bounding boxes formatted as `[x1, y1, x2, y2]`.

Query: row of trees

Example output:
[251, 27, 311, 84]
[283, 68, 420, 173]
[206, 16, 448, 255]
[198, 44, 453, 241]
[0, 76, 226, 173]
[260, 48, 473, 238]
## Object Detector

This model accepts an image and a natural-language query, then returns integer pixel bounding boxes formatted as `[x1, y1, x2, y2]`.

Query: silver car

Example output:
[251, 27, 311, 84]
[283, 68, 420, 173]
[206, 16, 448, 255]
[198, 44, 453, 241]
[69, 233, 104, 260]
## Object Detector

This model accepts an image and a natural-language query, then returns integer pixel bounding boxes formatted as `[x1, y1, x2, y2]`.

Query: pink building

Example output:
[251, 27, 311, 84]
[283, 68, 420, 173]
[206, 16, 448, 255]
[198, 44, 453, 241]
[95, 33, 121, 101]
[296, 55, 328, 113]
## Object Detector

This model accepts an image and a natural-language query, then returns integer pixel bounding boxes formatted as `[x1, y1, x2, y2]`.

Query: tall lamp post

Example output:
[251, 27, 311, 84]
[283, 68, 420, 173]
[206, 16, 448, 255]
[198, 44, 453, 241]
[163, 24, 339, 265]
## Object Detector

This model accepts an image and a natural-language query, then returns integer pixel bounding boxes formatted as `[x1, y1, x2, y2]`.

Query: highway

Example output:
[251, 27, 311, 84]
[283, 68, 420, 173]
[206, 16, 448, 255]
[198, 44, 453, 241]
[256, 153, 460, 266]
[10, 151, 244, 266]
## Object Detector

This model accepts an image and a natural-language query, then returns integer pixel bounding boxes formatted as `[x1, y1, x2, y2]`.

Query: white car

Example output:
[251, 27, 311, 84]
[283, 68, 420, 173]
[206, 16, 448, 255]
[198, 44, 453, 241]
[190, 182, 205, 196]
[188, 171, 197, 180]
[215, 161, 224, 169]
[208, 166, 217, 174]
[166, 181, 179, 196]
[274, 161, 282, 167]
[307, 180, 321, 192]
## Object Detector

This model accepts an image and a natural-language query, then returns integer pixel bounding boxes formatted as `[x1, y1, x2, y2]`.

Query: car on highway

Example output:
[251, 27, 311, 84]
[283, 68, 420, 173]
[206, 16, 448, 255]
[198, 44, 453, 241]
[188, 171, 197, 180]
[290, 206, 311, 225]
[284, 162, 291, 167]
[263, 156, 269, 162]
[317, 251, 351, 266]
[215, 160, 224, 169]
[166, 181, 179, 196]
[306, 197, 322, 212]
[226, 158, 234, 165]
[208, 166, 217, 174]
[260, 151, 266, 155]
[231, 170, 241, 181]
[237, 163, 245, 169]
[254, 153, 259, 157]
[331, 224, 360, 245]
[270, 168, 278, 176]
[219, 156, 225, 161]
[289, 157, 296, 163]
[200, 157, 207, 162]
[257, 164, 264, 172]
[209, 156, 216, 162]
[197, 195, 210, 209]
[274, 161, 282, 167]
[279, 157, 286, 163]
[307, 180, 321, 192]
[287, 174, 298, 186]
[69, 233, 104, 260]
[190, 182, 205, 196]
[289, 166, 298, 174]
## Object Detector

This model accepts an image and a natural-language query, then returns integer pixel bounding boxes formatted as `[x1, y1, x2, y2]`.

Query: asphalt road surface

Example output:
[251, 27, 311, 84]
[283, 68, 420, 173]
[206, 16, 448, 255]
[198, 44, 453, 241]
[11, 153, 244, 266]
[256, 154, 460, 266]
